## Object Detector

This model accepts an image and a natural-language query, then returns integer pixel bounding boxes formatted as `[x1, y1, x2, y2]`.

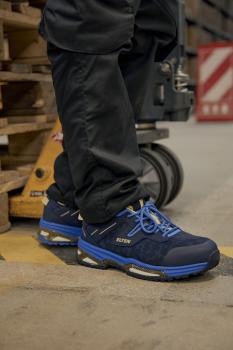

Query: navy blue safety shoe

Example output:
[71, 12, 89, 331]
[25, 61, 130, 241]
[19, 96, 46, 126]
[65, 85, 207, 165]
[77, 201, 220, 281]
[38, 198, 82, 246]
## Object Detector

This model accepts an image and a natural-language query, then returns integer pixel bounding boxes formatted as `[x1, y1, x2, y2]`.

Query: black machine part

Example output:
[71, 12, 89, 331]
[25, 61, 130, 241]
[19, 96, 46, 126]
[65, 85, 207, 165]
[139, 147, 173, 208]
[139, 144, 184, 208]
[151, 143, 184, 204]
[137, 0, 194, 123]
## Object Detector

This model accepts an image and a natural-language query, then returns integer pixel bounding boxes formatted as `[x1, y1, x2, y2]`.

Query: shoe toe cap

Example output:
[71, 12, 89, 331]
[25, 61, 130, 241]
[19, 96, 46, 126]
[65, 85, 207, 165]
[162, 238, 219, 267]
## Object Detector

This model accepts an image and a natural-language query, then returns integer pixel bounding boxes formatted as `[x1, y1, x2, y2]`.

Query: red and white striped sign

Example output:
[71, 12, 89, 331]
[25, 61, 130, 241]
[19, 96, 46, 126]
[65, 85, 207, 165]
[197, 43, 233, 121]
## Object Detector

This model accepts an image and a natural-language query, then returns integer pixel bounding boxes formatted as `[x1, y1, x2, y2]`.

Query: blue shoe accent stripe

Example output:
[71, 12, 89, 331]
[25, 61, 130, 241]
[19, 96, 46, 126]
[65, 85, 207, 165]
[79, 239, 208, 277]
[40, 219, 81, 238]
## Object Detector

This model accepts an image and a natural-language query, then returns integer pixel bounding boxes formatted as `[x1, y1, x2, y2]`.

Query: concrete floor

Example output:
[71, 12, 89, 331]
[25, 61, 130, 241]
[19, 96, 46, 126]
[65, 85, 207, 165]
[1, 118, 233, 350]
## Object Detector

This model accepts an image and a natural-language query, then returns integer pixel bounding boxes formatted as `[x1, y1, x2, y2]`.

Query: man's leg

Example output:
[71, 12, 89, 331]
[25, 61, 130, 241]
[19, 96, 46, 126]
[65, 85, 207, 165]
[46, 0, 178, 213]
[45, 42, 147, 224]
[38, 38, 149, 244]
[77, 8, 220, 280]
[38, 1, 149, 245]
[40, 0, 175, 237]
[38, 1, 220, 280]
[44, 0, 177, 224]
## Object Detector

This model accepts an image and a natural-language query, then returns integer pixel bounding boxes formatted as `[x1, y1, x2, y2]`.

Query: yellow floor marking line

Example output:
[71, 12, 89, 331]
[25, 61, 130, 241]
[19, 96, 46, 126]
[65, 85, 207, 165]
[219, 246, 233, 259]
[0, 232, 232, 266]
[0, 233, 65, 265]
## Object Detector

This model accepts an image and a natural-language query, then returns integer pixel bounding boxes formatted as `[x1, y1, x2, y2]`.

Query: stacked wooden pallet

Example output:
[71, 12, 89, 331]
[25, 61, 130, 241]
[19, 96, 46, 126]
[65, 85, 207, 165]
[0, 0, 56, 232]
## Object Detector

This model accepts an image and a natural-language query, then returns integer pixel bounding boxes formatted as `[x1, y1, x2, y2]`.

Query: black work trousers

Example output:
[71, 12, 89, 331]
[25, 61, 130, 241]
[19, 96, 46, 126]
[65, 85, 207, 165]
[43, 0, 177, 224]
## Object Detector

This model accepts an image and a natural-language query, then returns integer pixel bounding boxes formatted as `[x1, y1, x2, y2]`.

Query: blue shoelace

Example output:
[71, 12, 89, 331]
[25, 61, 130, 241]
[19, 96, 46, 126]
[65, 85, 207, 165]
[119, 202, 181, 238]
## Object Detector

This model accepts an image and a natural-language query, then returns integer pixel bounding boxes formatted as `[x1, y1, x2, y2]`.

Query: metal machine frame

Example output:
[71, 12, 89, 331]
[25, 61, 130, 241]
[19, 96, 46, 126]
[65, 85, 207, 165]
[136, 0, 193, 133]
[137, 0, 193, 207]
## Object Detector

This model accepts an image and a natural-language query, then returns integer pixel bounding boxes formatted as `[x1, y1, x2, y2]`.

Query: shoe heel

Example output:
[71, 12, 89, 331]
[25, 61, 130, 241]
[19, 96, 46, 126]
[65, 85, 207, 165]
[77, 248, 108, 270]
[37, 228, 78, 246]
[37, 229, 52, 244]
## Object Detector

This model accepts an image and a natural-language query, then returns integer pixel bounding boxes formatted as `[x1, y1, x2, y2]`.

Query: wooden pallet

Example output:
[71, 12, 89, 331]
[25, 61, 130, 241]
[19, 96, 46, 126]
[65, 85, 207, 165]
[0, 3, 56, 173]
[0, 2, 58, 228]
[0, 0, 55, 119]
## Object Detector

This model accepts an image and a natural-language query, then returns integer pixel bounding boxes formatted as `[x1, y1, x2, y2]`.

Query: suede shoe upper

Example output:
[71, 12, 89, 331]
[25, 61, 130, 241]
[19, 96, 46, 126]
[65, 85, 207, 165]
[82, 202, 218, 267]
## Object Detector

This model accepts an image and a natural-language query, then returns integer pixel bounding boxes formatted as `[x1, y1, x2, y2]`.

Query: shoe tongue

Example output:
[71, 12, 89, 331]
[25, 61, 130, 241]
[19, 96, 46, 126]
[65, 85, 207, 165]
[127, 199, 145, 212]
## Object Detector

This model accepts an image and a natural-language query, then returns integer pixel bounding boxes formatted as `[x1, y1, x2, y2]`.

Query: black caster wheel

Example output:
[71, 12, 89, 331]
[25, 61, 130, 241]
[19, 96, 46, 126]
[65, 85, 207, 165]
[139, 148, 173, 208]
[152, 143, 184, 205]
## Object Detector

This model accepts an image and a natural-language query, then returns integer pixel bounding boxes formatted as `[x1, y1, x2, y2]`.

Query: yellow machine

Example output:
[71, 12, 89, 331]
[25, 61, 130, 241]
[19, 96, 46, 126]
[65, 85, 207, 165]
[10, 120, 62, 218]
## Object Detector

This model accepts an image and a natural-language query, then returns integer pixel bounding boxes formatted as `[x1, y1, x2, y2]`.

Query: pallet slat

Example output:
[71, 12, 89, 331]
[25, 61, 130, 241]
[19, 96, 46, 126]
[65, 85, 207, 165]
[7, 115, 48, 124]
[12, 3, 41, 18]
[0, 71, 51, 82]
[0, 9, 39, 29]
[0, 170, 19, 185]
[0, 175, 28, 194]
[0, 122, 54, 135]
[17, 164, 34, 176]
